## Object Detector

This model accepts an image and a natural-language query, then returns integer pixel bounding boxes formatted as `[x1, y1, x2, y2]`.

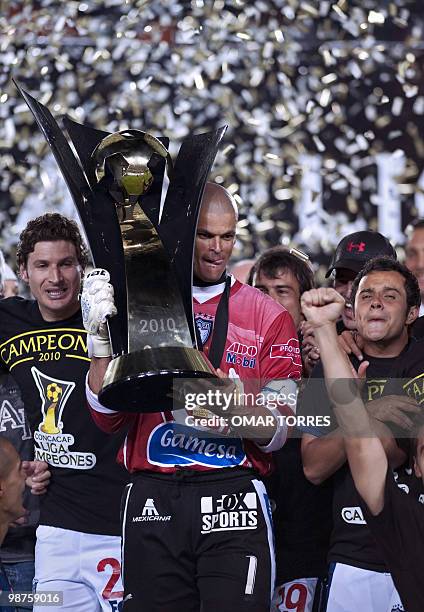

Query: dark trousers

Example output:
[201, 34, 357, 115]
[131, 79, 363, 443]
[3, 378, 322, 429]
[121, 469, 275, 612]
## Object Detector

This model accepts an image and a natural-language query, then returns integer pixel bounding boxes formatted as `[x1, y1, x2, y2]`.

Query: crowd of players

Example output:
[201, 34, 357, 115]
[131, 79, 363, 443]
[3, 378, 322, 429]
[0, 182, 423, 611]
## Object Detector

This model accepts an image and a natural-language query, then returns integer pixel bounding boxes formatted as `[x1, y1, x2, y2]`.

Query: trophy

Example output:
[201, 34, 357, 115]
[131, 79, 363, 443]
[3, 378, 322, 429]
[16, 81, 227, 413]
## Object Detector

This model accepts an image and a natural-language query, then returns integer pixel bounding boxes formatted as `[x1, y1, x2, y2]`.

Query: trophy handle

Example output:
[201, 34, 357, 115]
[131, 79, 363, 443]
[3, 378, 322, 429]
[160, 126, 227, 346]
[86, 184, 128, 355]
[15, 83, 128, 354]
[62, 117, 109, 185]
[13, 81, 93, 225]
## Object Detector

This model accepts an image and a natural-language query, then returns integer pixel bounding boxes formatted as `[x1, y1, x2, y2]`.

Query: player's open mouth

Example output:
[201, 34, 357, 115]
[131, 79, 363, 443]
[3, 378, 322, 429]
[344, 302, 353, 318]
[46, 288, 68, 299]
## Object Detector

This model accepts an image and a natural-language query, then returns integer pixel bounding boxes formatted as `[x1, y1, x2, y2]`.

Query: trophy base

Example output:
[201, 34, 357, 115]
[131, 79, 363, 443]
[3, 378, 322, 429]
[98, 346, 216, 413]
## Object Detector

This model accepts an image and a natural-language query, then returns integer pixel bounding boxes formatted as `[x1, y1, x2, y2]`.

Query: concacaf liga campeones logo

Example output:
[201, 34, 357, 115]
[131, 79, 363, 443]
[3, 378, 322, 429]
[31, 367, 96, 469]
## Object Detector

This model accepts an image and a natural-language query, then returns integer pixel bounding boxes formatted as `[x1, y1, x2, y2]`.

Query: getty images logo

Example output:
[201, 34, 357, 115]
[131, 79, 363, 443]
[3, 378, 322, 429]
[132, 498, 172, 523]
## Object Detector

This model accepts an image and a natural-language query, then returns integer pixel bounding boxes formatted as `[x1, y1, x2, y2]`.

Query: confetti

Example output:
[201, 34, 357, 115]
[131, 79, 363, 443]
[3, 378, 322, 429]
[0, 0, 422, 272]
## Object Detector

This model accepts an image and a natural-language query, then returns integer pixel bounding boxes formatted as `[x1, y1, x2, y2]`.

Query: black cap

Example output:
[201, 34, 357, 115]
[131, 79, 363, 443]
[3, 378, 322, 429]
[325, 231, 397, 278]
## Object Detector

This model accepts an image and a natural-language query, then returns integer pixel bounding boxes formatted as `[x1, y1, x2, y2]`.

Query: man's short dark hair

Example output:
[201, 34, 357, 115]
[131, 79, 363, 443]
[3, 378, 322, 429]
[250, 246, 315, 295]
[351, 256, 420, 313]
[17, 213, 89, 270]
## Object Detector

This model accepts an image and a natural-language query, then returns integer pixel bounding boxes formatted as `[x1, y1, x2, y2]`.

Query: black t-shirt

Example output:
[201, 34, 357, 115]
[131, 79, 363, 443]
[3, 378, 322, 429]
[381, 339, 424, 471]
[411, 315, 424, 340]
[387, 337, 424, 404]
[0, 375, 38, 563]
[266, 435, 333, 584]
[361, 471, 424, 612]
[0, 298, 128, 536]
[301, 351, 406, 571]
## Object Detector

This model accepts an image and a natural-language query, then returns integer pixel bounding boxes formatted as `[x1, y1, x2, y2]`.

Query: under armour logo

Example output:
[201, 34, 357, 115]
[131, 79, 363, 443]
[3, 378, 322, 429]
[346, 241, 366, 253]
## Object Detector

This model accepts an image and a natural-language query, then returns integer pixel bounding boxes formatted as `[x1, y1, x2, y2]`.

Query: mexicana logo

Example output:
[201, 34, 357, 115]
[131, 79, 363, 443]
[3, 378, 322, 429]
[147, 423, 246, 468]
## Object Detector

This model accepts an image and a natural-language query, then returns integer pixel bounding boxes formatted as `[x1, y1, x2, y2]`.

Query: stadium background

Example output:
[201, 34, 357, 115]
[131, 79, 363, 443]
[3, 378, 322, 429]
[0, 0, 424, 278]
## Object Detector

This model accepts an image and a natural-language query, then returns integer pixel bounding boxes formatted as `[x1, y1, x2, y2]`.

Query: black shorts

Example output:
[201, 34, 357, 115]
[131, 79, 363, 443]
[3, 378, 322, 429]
[121, 468, 275, 612]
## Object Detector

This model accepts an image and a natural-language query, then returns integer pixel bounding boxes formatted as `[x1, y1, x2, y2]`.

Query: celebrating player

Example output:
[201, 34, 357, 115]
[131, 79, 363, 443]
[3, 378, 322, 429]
[251, 246, 332, 612]
[0, 214, 128, 611]
[301, 285, 424, 612]
[301, 257, 420, 611]
[84, 182, 302, 611]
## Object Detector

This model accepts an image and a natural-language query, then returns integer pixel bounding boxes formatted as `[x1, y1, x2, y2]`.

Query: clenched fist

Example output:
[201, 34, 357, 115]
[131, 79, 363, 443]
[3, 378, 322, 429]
[301, 288, 345, 328]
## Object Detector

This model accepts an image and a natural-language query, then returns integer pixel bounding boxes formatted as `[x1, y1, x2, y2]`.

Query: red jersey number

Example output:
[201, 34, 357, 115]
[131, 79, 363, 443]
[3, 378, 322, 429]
[97, 557, 124, 600]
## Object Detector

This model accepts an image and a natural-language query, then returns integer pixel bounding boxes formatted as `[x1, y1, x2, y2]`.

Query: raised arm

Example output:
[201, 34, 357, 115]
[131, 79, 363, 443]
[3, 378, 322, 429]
[81, 268, 134, 432]
[301, 288, 389, 515]
[80, 268, 116, 391]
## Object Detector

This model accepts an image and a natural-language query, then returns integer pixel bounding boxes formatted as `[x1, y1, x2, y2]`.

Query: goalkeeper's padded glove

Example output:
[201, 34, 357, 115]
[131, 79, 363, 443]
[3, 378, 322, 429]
[81, 268, 117, 358]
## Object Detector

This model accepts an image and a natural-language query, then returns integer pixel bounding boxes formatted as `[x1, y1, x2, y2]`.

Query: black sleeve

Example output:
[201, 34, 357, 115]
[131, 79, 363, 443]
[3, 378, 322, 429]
[298, 361, 337, 436]
[379, 344, 424, 456]
[360, 470, 424, 612]
[361, 470, 421, 570]
[388, 345, 424, 433]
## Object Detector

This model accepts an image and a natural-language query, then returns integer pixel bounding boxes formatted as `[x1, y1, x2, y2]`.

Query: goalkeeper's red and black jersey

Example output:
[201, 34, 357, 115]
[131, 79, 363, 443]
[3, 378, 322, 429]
[0, 297, 128, 536]
[89, 279, 301, 476]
